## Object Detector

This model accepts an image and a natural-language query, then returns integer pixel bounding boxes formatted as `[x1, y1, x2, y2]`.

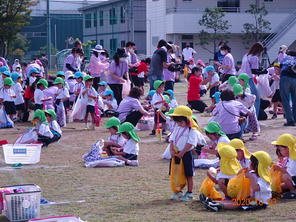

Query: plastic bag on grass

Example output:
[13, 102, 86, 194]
[85, 157, 125, 167]
[199, 177, 223, 200]
[15, 128, 38, 144]
[71, 94, 87, 121]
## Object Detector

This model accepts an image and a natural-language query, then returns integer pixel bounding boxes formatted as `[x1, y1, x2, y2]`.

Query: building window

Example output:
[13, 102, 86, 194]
[109, 8, 117, 25]
[85, 13, 92, 28]
[99, 11, 104, 26]
[264, 0, 273, 2]
[120, 6, 125, 23]
[183, 0, 192, 1]
[93, 12, 97, 27]
[110, 38, 117, 54]
[217, 0, 240, 12]
[100, 40, 104, 47]
[121, 40, 126, 47]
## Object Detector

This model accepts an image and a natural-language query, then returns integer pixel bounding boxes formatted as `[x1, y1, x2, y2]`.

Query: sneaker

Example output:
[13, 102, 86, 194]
[284, 122, 295, 126]
[162, 130, 167, 136]
[271, 114, 277, 119]
[199, 194, 207, 203]
[171, 192, 183, 201]
[149, 130, 156, 136]
[206, 201, 223, 212]
[180, 192, 193, 201]
[282, 191, 296, 199]
[127, 160, 139, 166]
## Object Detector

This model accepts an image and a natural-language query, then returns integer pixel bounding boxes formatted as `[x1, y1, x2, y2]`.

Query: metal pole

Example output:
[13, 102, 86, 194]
[47, 0, 51, 76]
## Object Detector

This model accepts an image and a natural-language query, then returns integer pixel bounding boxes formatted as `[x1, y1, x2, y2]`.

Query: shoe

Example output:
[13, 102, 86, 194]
[127, 160, 139, 166]
[171, 192, 183, 200]
[162, 130, 167, 136]
[284, 122, 295, 126]
[180, 192, 193, 201]
[199, 194, 207, 203]
[271, 114, 277, 119]
[149, 130, 156, 136]
[206, 201, 223, 212]
[282, 191, 296, 199]
[249, 134, 258, 141]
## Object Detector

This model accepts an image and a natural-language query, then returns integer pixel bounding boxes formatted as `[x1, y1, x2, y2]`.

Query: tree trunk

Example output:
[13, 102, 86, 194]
[0, 38, 6, 57]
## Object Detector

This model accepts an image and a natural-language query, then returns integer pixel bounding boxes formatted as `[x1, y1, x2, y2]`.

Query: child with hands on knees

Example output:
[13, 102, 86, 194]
[44, 109, 62, 143]
[102, 117, 126, 156]
[112, 122, 140, 166]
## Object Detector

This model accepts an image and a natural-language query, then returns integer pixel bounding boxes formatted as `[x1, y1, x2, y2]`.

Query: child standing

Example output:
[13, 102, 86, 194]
[0, 77, 16, 120]
[11, 72, 25, 122]
[112, 122, 140, 166]
[151, 80, 167, 136]
[187, 67, 209, 113]
[32, 109, 54, 147]
[82, 75, 98, 130]
[73, 71, 84, 99]
[54, 77, 69, 127]
[204, 66, 220, 103]
[169, 105, 199, 201]
[102, 117, 126, 156]
[233, 84, 259, 141]
[271, 63, 282, 119]
[34, 79, 50, 110]
[44, 109, 62, 143]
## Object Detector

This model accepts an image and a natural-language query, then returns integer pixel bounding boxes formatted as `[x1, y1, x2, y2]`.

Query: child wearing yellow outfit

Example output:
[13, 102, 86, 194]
[201, 151, 272, 212]
[229, 139, 251, 168]
[271, 134, 296, 198]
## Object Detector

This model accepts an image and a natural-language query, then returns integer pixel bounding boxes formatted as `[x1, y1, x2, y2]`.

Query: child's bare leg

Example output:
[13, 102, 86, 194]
[187, 176, 193, 193]
[90, 112, 96, 124]
[220, 199, 238, 210]
[218, 179, 228, 197]
[281, 173, 296, 191]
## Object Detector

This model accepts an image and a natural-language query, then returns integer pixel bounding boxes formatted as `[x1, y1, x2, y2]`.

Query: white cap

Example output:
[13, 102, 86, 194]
[279, 45, 288, 52]
[92, 44, 105, 52]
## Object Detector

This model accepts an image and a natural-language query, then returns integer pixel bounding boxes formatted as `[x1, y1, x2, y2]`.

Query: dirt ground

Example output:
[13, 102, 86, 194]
[0, 81, 296, 222]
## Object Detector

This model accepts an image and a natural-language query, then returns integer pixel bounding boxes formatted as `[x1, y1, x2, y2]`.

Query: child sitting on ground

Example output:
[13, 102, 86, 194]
[201, 151, 272, 212]
[164, 90, 178, 109]
[44, 109, 62, 143]
[0, 77, 16, 121]
[32, 109, 54, 147]
[111, 122, 140, 166]
[218, 75, 237, 91]
[271, 134, 296, 198]
[204, 66, 220, 104]
[169, 105, 199, 201]
[238, 73, 251, 94]
[102, 89, 118, 115]
[229, 138, 251, 168]
[102, 117, 126, 156]
[98, 81, 108, 97]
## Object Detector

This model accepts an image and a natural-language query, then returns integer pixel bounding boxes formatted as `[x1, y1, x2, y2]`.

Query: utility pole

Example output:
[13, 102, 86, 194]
[47, 0, 51, 77]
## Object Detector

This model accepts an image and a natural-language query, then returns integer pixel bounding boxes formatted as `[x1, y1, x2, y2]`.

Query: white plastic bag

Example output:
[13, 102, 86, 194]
[0, 106, 14, 128]
[122, 80, 131, 98]
[71, 94, 87, 121]
[85, 157, 125, 167]
[257, 74, 272, 98]
[15, 128, 39, 144]
[162, 144, 171, 159]
[56, 102, 66, 127]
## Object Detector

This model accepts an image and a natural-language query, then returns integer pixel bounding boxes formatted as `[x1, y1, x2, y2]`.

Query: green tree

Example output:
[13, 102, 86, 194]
[0, 0, 37, 57]
[39, 43, 58, 56]
[8, 33, 29, 59]
[198, 7, 230, 54]
[243, 4, 271, 45]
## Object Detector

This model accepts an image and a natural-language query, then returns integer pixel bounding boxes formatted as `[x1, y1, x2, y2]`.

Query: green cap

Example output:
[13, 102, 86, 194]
[104, 117, 121, 129]
[44, 109, 57, 119]
[238, 73, 250, 88]
[204, 121, 226, 136]
[33, 109, 48, 124]
[84, 75, 93, 82]
[53, 77, 64, 85]
[117, 122, 140, 142]
[153, 80, 164, 90]
[37, 79, 48, 88]
[165, 108, 175, 116]
[227, 76, 237, 86]
[163, 95, 171, 104]
[3, 77, 14, 86]
[233, 84, 244, 96]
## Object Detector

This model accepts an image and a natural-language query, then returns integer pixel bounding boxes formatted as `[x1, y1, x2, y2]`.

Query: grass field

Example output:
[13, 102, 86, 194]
[1, 82, 296, 222]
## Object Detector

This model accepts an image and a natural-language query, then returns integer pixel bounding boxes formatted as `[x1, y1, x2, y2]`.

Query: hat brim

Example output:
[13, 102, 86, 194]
[92, 49, 105, 53]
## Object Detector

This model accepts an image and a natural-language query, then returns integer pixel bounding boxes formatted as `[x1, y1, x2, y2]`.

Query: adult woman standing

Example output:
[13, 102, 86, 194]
[240, 42, 267, 117]
[219, 44, 236, 82]
[107, 48, 129, 105]
[88, 45, 106, 90]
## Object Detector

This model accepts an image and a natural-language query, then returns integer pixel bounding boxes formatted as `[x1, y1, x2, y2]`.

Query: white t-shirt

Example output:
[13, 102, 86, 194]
[123, 139, 139, 155]
[240, 159, 250, 168]
[236, 93, 256, 109]
[34, 89, 44, 105]
[287, 158, 296, 177]
[13, 82, 24, 105]
[56, 88, 70, 100]
[108, 134, 126, 147]
[182, 47, 196, 61]
[169, 126, 199, 152]
[210, 73, 220, 85]
[29, 76, 36, 86]
[49, 120, 62, 135]
[81, 86, 97, 106]
[0, 88, 16, 102]
[151, 93, 164, 109]
[73, 82, 84, 94]
[255, 177, 272, 205]
[37, 123, 53, 138]
[103, 98, 118, 111]
[169, 99, 178, 109]
[165, 117, 176, 133]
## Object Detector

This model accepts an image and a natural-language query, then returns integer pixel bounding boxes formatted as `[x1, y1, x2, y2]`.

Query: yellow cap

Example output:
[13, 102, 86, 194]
[218, 144, 242, 176]
[271, 134, 296, 160]
[169, 105, 200, 131]
[252, 151, 272, 184]
[229, 139, 251, 159]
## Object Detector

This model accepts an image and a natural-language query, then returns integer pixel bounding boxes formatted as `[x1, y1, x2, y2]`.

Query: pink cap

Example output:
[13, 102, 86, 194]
[196, 60, 205, 67]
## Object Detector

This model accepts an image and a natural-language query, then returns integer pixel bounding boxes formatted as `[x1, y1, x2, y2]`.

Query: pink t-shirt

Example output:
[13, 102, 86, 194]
[240, 54, 259, 78]
[222, 53, 236, 75]
[212, 100, 250, 134]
